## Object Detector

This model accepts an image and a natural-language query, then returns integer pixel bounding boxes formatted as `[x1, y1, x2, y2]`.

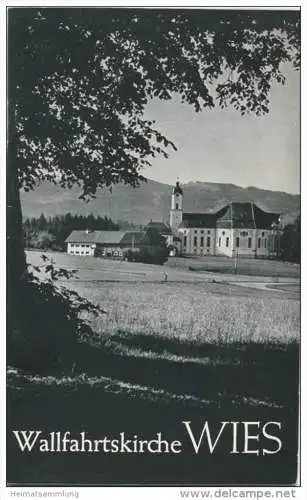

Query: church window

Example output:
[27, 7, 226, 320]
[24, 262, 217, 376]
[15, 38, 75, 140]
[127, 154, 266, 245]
[258, 238, 261, 248]
[236, 237, 240, 248]
[262, 232, 265, 237]
[176, 203, 179, 210]
[200, 236, 204, 247]
[208, 230, 211, 235]
[248, 237, 252, 248]
[194, 236, 197, 246]
[222, 231, 225, 236]
[207, 237, 211, 247]
[183, 236, 187, 246]
[194, 230, 197, 234]
[264, 238, 267, 248]
[219, 237, 221, 247]
[226, 237, 229, 247]
[201, 230, 204, 234]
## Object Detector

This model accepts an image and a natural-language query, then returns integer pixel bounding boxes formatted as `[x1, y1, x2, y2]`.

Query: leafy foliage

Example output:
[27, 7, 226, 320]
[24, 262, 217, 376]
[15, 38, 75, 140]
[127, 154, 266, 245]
[26, 230, 56, 250]
[9, 9, 300, 198]
[124, 227, 169, 265]
[7, 256, 105, 374]
[280, 216, 300, 263]
[146, 227, 168, 247]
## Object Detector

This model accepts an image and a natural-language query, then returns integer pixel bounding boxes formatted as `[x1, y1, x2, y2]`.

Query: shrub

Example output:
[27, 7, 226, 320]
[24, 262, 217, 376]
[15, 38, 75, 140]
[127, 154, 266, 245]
[124, 246, 168, 265]
[7, 256, 104, 374]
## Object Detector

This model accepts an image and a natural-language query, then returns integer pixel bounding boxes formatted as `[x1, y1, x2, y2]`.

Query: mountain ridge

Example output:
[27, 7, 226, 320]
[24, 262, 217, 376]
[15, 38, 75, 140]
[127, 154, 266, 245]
[21, 179, 300, 226]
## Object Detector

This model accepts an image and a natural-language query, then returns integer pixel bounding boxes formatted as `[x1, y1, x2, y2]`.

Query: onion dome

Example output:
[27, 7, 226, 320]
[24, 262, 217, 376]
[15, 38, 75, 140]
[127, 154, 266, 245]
[173, 180, 183, 195]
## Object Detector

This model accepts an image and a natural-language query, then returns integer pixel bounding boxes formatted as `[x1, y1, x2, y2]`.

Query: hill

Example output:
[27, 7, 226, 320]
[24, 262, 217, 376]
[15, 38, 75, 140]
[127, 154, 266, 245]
[21, 179, 300, 226]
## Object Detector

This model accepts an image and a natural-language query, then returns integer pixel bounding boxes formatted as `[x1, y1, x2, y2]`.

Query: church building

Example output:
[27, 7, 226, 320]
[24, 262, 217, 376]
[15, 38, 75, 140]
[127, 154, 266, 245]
[169, 181, 281, 258]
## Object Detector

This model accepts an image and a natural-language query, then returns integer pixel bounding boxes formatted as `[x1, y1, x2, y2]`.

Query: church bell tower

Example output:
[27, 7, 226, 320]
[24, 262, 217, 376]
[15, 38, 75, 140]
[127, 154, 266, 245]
[170, 179, 183, 235]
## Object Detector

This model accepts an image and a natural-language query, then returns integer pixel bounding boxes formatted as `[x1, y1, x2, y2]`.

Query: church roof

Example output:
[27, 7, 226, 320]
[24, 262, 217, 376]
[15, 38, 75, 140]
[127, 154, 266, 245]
[253, 204, 281, 230]
[216, 202, 280, 229]
[180, 213, 217, 228]
[180, 203, 280, 230]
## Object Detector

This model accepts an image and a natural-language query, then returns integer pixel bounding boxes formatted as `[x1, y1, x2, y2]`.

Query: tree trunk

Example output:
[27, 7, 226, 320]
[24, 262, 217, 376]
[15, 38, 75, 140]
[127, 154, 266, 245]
[7, 97, 27, 334]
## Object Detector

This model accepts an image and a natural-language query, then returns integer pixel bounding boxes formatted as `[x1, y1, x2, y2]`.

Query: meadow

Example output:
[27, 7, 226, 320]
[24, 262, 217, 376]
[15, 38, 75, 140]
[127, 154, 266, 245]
[7, 251, 301, 485]
[167, 255, 301, 278]
[68, 280, 299, 345]
[26, 250, 300, 344]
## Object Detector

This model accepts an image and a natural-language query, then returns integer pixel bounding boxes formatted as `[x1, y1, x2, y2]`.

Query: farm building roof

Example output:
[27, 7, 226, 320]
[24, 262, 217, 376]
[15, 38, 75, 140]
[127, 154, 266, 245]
[65, 230, 125, 245]
[146, 221, 172, 234]
[65, 230, 150, 246]
[119, 231, 149, 246]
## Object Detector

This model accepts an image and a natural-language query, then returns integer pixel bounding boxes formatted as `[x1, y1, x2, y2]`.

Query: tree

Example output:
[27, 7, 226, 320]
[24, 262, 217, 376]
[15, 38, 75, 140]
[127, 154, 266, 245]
[7, 9, 300, 307]
[280, 215, 301, 263]
[37, 213, 48, 231]
[30, 231, 56, 250]
[145, 227, 169, 264]
[146, 227, 168, 248]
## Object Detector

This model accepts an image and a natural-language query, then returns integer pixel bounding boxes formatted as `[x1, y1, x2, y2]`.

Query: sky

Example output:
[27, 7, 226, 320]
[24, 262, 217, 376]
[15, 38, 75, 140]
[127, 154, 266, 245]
[142, 64, 300, 194]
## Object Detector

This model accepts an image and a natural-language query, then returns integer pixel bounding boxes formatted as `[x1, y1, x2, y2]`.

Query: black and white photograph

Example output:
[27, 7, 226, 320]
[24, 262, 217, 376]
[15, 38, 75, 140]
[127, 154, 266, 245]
[5, 3, 302, 489]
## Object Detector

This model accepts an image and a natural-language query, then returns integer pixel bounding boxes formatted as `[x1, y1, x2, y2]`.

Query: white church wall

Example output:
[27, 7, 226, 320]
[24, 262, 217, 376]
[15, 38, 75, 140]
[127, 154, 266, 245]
[255, 229, 272, 258]
[180, 227, 216, 256]
[231, 228, 257, 258]
[215, 228, 233, 257]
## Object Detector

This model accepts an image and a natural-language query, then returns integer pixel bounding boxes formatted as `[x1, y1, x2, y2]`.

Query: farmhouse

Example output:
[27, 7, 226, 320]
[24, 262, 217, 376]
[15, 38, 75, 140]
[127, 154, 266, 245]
[65, 229, 150, 258]
[170, 181, 282, 258]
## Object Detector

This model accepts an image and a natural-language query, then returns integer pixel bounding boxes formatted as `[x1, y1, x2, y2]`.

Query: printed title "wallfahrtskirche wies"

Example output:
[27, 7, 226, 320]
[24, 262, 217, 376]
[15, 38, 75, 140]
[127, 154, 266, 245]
[13, 421, 283, 456]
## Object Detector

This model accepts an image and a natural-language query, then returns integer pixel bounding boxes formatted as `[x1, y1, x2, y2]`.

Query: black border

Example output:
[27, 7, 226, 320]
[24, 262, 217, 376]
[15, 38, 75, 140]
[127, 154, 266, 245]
[6, 4, 302, 488]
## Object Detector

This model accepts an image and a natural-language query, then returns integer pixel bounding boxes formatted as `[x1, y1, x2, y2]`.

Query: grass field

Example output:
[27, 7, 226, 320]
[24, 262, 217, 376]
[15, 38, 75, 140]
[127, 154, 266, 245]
[166, 255, 300, 278]
[26, 250, 300, 344]
[7, 251, 300, 485]
[68, 281, 299, 344]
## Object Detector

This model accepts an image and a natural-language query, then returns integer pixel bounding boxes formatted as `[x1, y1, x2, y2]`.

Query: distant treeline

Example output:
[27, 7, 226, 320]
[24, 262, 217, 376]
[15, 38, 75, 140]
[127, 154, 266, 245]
[23, 213, 119, 250]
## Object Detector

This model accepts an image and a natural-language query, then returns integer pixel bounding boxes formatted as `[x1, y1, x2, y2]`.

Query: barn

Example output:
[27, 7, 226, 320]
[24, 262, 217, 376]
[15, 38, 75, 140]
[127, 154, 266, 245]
[65, 229, 150, 258]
